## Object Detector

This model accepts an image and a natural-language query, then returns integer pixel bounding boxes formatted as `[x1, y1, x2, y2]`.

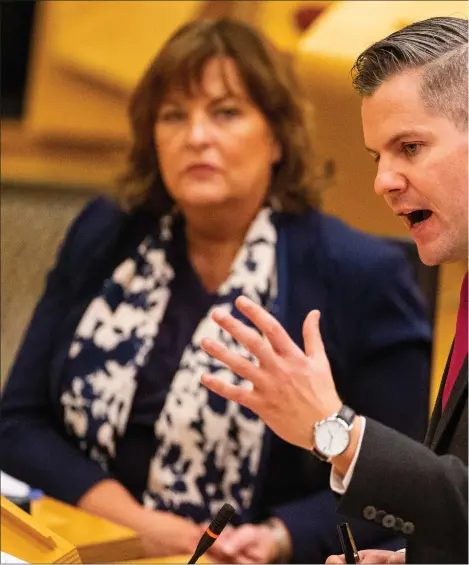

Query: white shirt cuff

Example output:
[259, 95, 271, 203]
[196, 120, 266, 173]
[330, 416, 366, 494]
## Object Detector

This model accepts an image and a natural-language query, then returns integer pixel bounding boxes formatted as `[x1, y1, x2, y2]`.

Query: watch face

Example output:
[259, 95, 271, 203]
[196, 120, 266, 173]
[315, 419, 350, 457]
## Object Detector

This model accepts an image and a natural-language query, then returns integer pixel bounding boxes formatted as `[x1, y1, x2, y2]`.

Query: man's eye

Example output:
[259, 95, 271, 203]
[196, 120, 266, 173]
[403, 143, 420, 156]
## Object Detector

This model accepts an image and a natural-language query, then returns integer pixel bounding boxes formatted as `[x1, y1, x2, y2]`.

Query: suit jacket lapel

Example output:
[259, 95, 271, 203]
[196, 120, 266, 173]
[424, 343, 453, 446]
[430, 356, 468, 451]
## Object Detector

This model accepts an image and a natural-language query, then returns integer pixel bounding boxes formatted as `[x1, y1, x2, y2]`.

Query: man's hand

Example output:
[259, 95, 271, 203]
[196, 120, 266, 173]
[326, 549, 405, 564]
[201, 295, 342, 450]
[207, 523, 282, 564]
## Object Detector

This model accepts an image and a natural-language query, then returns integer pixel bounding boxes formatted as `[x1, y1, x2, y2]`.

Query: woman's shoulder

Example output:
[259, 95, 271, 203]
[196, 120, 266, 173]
[69, 196, 126, 238]
[309, 209, 405, 266]
[281, 208, 408, 283]
[56, 196, 130, 272]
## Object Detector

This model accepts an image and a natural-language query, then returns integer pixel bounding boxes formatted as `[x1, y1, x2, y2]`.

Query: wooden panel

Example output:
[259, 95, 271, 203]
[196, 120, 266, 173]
[24, 2, 130, 143]
[259, 1, 332, 51]
[1, 121, 125, 187]
[31, 497, 142, 564]
[117, 557, 210, 564]
[1, 496, 81, 564]
[50, 1, 203, 92]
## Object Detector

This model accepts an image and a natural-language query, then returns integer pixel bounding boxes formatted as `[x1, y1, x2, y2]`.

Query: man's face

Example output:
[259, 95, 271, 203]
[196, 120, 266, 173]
[362, 70, 468, 266]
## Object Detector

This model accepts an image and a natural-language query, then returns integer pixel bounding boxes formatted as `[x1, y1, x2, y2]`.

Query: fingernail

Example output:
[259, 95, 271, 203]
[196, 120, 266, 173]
[237, 296, 249, 307]
[212, 309, 227, 322]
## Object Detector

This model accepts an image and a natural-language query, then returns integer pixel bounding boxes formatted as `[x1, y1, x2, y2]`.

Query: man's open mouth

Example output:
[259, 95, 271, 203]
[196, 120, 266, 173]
[400, 209, 433, 228]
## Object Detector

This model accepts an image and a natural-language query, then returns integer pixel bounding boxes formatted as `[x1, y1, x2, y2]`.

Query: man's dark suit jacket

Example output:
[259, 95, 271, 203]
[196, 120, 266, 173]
[340, 347, 468, 564]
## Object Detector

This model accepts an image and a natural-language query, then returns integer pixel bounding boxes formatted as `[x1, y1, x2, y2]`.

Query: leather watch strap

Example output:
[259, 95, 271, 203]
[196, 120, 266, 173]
[337, 405, 356, 426]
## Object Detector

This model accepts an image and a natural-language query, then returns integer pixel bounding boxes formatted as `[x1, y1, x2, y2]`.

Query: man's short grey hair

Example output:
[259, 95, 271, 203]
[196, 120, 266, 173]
[352, 17, 468, 130]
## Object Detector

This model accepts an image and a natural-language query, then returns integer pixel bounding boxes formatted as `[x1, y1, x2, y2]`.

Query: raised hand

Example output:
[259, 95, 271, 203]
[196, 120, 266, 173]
[200, 295, 342, 450]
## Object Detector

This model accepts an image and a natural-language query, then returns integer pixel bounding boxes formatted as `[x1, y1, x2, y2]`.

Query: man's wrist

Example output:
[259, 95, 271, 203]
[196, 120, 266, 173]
[330, 416, 363, 477]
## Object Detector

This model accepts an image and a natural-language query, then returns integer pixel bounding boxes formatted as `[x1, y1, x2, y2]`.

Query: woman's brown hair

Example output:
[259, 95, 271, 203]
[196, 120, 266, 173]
[117, 18, 319, 217]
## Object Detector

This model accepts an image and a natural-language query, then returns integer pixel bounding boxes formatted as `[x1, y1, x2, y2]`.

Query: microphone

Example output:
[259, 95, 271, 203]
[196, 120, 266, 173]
[188, 503, 236, 564]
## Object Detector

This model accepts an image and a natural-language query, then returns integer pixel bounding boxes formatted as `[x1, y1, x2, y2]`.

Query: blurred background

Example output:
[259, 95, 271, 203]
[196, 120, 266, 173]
[1, 0, 467, 408]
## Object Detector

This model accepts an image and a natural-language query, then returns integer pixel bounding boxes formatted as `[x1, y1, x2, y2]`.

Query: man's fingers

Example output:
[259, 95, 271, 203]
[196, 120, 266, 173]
[325, 555, 345, 564]
[201, 338, 264, 388]
[201, 373, 257, 411]
[234, 296, 302, 356]
[359, 550, 404, 564]
[327, 549, 404, 564]
[302, 310, 326, 358]
[387, 552, 406, 564]
[210, 308, 275, 366]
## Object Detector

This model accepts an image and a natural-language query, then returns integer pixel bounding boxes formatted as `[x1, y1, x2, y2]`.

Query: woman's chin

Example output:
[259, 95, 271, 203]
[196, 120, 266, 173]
[177, 190, 233, 210]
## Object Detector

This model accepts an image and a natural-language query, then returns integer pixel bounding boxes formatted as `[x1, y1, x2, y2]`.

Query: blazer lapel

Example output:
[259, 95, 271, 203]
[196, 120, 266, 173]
[424, 343, 453, 446]
[430, 356, 468, 451]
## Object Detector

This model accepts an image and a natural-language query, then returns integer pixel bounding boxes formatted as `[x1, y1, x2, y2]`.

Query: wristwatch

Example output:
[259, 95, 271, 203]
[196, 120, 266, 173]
[312, 405, 356, 463]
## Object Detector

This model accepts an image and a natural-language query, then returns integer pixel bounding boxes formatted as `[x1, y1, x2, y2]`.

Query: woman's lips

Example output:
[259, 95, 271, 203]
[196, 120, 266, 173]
[185, 164, 219, 174]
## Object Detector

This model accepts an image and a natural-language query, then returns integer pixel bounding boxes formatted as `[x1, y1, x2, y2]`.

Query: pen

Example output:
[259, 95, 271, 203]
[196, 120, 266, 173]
[337, 522, 361, 564]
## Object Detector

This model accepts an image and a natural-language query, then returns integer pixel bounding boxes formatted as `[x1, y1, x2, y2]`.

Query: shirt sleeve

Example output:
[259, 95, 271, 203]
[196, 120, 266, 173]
[330, 417, 367, 494]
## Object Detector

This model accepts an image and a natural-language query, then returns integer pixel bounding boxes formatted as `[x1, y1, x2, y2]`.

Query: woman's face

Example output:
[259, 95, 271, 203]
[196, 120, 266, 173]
[154, 57, 281, 213]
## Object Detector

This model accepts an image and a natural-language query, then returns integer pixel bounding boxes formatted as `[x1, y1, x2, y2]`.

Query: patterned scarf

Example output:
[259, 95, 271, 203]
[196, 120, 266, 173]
[60, 208, 277, 519]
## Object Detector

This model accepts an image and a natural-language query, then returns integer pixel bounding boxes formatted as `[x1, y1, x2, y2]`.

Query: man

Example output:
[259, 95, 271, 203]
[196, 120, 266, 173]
[200, 16, 468, 564]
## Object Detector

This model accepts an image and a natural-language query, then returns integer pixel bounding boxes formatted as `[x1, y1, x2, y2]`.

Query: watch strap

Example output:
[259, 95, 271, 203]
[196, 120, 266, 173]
[337, 404, 356, 426]
[311, 446, 329, 462]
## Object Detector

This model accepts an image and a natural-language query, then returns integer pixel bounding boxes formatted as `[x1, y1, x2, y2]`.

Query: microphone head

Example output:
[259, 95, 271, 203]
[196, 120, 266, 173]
[209, 503, 235, 535]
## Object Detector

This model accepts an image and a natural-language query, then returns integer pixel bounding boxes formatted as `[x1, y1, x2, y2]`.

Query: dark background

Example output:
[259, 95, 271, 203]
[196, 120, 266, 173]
[1, 1, 37, 118]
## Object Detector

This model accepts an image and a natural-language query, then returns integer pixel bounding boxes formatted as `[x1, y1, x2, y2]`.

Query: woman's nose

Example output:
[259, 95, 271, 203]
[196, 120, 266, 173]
[186, 114, 212, 147]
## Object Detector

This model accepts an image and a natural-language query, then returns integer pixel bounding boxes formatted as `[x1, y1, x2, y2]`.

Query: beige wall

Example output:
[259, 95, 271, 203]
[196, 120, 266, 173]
[1, 185, 96, 384]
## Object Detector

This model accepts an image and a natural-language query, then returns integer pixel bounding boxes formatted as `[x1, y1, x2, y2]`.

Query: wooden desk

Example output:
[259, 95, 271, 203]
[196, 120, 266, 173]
[1, 496, 81, 564]
[117, 557, 210, 564]
[30, 497, 210, 564]
[31, 496, 142, 563]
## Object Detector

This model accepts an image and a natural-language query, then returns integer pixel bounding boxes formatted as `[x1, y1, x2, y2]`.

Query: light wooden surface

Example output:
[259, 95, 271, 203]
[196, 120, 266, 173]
[31, 496, 142, 563]
[1, 495, 81, 564]
[117, 556, 210, 564]
[29, 496, 211, 564]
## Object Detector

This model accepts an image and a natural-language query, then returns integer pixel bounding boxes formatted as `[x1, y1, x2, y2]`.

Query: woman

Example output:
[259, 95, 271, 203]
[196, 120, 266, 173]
[0, 18, 432, 563]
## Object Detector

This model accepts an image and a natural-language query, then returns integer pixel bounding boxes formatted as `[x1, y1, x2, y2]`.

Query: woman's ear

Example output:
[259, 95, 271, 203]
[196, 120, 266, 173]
[271, 138, 282, 165]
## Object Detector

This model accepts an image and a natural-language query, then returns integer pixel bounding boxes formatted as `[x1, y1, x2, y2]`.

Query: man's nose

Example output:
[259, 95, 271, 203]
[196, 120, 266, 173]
[374, 168, 407, 197]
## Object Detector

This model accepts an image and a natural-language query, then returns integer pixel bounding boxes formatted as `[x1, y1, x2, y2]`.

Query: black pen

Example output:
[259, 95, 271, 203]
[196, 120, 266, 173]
[337, 522, 361, 564]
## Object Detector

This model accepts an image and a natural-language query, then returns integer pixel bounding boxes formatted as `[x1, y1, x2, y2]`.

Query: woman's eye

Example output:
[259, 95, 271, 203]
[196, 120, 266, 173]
[158, 110, 186, 123]
[214, 107, 241, 119]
